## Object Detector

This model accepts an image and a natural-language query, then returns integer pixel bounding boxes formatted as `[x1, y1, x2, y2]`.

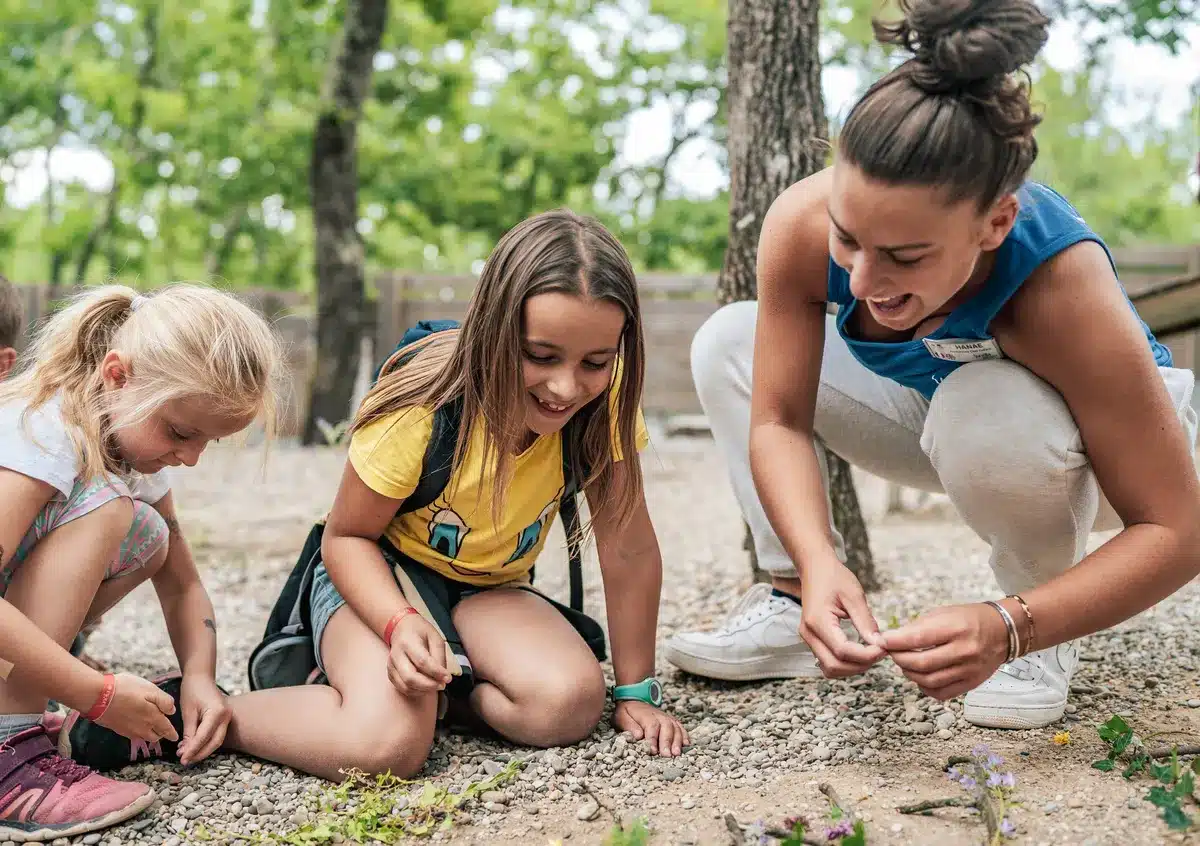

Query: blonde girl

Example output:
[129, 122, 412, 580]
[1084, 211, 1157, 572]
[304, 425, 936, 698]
[139, 209, 687, 782]
[0, 284, 282, 841]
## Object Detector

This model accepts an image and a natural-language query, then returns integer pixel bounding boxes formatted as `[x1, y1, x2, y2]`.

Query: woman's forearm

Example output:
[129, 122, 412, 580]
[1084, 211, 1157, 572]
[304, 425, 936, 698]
[322, 534, 411, 641]
[0, 600, 106, 712]
[1021, 522, 1200, 650]
[749, 421, 840, 576]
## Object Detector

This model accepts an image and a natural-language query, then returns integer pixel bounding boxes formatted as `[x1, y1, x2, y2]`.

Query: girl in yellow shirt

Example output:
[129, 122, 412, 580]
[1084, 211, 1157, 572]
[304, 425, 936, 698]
[224, 209, 685, 780]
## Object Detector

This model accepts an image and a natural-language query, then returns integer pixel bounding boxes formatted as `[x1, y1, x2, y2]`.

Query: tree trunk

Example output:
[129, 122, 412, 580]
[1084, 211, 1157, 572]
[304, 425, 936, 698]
[302, 0, 389, 446]
[717, 0, 876, 588]
[826, 450, 877, 589]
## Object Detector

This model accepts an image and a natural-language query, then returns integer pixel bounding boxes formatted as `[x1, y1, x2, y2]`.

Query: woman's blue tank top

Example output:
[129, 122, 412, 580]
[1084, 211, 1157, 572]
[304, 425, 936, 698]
[826, 181, 1172, 400]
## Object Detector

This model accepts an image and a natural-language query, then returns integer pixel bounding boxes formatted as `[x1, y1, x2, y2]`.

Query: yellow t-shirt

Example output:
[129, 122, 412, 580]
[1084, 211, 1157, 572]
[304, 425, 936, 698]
[348, 392, 650, 586]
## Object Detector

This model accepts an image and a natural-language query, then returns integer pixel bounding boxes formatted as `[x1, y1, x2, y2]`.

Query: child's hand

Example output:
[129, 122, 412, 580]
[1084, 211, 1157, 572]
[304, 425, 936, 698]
[386, 615, 452, 697]
[612, 701, 689, 757]
[179, 674, 231, 766]
[96, 672, 180, 745]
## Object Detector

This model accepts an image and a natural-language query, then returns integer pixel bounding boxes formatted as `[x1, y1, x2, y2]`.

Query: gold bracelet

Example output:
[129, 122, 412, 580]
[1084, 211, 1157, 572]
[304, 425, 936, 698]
[1008, 594, 1036, 657]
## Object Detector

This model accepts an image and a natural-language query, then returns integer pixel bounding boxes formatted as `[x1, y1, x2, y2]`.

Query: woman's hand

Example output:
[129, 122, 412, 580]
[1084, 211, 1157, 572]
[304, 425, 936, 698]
[386, 614, 452, 697]
[880, 603, 1011, 700]
[612, 701, 689, 757]
[798, 552, 887, 677]
[95, 672, 180, 745]
[178, 674, 231, 766]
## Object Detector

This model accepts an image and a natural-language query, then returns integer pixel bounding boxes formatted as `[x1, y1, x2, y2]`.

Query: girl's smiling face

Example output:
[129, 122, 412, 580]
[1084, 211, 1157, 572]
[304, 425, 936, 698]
[520, 291, 626, 437]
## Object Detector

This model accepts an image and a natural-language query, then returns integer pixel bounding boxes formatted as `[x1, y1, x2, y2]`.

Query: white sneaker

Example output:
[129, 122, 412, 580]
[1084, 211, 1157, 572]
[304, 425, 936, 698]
[963, 643, 1078, 729]
[664, 583, 827, 680]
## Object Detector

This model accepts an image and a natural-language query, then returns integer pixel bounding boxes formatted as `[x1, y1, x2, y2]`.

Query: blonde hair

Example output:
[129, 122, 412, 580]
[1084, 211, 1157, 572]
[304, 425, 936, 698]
[352, 208, 647, 537]
[0, 283, 287, 483]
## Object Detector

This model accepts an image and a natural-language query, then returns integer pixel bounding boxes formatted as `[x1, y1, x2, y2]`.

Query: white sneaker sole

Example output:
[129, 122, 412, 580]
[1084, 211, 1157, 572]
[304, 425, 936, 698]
[962, 700, 1067, 730]
[663, 643, 824, 681]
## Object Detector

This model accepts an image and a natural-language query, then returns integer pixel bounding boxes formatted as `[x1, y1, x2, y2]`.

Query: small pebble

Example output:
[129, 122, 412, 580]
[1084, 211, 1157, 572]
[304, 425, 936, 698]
[576, 799, 600, 821]
[83, 836, 103, 846]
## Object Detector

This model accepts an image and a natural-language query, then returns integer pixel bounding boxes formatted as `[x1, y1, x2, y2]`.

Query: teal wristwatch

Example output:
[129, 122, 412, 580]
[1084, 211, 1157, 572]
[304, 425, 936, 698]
[612, 678, 663, 708]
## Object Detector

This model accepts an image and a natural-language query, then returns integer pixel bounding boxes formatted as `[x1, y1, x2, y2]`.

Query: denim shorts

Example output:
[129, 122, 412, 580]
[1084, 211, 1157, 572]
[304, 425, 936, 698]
[307, 541, 606, 699]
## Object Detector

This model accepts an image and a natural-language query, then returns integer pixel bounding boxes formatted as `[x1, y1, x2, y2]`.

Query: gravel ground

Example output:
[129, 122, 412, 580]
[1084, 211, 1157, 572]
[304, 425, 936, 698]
[51, 428, 1200, 846]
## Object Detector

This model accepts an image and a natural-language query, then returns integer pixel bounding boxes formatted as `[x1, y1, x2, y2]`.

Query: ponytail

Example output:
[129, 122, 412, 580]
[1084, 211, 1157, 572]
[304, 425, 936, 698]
[0, 283, 285, 484]
[0, 286, 142, 480]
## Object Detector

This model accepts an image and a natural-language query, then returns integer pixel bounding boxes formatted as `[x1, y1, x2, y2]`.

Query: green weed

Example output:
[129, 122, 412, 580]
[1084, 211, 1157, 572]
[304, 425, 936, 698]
[192, 759, 524, 843]
[1092, 714, 1198, 832]
[603, 816, 651, 845]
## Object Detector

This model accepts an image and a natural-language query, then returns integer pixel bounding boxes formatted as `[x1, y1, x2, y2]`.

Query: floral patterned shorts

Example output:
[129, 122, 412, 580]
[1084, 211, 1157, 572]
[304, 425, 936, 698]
[1, 476, 170, 598]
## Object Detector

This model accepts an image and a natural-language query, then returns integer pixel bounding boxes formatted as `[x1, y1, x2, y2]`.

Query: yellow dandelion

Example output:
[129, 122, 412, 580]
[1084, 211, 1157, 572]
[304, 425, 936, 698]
[1052, 731, 1071, 746]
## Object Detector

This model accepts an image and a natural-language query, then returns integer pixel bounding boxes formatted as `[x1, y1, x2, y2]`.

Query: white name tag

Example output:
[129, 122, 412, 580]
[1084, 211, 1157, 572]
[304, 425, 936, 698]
[922, 336, 1005, 363]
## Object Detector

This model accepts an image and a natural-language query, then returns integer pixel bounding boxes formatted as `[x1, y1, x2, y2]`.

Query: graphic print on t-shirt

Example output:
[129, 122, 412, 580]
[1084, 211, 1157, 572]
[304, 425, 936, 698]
[504, 490, 561, 566]
[423, 488, 563, 575]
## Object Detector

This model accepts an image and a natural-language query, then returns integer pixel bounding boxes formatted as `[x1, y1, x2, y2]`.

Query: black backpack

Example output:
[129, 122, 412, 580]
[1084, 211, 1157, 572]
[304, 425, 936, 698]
[246, 319, 593, 691]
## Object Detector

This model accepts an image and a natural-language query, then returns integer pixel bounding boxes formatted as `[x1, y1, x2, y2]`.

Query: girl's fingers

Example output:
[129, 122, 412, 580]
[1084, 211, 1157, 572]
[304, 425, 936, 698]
[642, 717, 662, 755]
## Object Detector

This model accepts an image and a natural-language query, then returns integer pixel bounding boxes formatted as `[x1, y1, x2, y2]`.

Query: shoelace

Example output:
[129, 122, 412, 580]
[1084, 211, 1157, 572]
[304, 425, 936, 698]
[713, 584, 782, 633]
[37, 752, 94, 785]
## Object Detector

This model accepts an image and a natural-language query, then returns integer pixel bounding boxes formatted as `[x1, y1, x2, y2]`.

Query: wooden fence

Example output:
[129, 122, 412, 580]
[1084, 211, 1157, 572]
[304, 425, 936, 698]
[11, 245, 1200, 438]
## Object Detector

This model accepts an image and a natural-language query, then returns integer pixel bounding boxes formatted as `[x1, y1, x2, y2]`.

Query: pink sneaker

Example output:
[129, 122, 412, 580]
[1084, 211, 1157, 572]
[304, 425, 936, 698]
[0, 726, 154, 842]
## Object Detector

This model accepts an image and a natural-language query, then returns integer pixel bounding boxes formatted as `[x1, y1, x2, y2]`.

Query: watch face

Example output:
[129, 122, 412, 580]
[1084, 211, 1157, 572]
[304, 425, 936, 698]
[649, 679, 663, 706]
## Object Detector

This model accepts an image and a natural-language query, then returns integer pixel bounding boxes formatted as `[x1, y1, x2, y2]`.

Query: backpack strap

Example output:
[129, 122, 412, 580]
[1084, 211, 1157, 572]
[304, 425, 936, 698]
[398, 397, 463, 516]
[559, 435, 588, 613]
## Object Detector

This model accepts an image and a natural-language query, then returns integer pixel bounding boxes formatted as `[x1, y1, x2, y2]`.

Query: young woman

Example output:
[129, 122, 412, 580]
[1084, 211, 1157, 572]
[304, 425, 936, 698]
[665, 0, 1200, 730]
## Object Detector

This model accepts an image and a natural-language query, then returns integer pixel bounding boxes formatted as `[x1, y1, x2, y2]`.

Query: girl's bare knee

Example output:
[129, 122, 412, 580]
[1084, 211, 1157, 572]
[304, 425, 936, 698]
[526, 669, 606, 747]
[342, 727, 434, 779]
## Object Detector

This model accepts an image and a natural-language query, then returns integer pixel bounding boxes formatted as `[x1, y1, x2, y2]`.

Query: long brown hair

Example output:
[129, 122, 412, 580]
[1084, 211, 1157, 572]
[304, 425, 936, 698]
[352, 208, 646, 537]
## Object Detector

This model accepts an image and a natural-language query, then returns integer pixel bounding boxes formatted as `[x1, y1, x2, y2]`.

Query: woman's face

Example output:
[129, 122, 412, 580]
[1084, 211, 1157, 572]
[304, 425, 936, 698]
[827, 162, 1018, 332]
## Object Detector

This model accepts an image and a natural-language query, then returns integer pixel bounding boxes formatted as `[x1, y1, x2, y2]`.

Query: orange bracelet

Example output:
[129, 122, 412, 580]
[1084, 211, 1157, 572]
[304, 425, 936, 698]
[383, 608, 420, 646]
[85, 673, 116, 721]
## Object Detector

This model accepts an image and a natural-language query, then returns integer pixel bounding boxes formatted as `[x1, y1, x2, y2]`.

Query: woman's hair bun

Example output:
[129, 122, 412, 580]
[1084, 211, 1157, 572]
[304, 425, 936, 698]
[874, 0, 1050, 89]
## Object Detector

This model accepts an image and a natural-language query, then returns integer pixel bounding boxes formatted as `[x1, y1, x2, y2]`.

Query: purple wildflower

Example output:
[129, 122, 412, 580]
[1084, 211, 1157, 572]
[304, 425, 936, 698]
[959, 776, 977, 791]
[971, 744, 991, 759]
[946, 766, 961, 782]
[1000, 772, 1015, 789]
[987, 773, 1003, 788]
[987, 753, 1005, 769]
[825, 820, 853, 840]
[1000, 818, 1016, 837]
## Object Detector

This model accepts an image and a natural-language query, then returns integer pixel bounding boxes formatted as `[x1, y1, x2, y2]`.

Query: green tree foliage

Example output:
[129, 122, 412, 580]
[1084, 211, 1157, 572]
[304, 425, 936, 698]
[0, 0, 1193, 290]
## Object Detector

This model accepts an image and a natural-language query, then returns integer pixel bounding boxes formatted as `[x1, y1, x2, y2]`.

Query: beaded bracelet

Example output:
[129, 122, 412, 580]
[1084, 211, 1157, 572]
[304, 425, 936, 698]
[983, 600, 1020, 664]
